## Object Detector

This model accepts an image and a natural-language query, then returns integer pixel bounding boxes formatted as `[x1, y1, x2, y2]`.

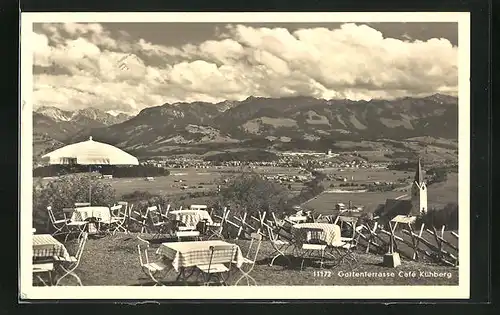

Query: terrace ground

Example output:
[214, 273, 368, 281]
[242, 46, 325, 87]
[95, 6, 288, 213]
[48, 233, 459, 286]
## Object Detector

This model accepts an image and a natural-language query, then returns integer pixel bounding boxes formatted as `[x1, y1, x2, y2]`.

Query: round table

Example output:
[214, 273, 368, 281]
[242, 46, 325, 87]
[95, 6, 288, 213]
[291, 223, 341, 246]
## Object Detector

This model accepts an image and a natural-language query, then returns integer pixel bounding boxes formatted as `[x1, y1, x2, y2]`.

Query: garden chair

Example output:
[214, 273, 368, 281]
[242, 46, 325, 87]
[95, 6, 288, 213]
[330, 216, 361, 270]
[54, 232, 88, 286]
[160, 204, 171, 221]
[107, 204, 129, 234]
[206, 207, 230, 240]
[266, 224, 292, 267]
[196, 245, 236, 286]
[234, 232, 262, 285]
[33, 261, 55, 286]
[47, 206, 69, 237]
[117, 201, 131, 230]
[136, 236, 170, 286]
[62, 208, 88, 242]
[298, 228, 332, 270]
[147, 206, 170, 239]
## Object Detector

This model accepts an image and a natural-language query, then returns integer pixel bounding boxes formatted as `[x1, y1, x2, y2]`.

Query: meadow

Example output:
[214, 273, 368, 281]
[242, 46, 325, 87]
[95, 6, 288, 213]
[304, 170, 458, 214]
[100, 166, 307, 198]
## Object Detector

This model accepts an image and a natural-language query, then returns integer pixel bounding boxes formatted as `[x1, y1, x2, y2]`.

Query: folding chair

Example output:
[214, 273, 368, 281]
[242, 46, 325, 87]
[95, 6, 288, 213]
[234, 232, 262, 285]
[266, 224, 292, 267]
[136, 236, 170, 286]
[330, 216, 361, 270]
[46, 206, 69, 237]
[196, 245, 235, 286]
[106, 204, 129, 234]
[298, 228, 331, 270]
[206, 207, 230, 240]
[54, 232, 88, 286]
[147, 206, 170, 239]
[122, 202, 134, 232]
[160, 204, 171, 221]
[33, 262, 54, 286]
[62, 208, 88, 242]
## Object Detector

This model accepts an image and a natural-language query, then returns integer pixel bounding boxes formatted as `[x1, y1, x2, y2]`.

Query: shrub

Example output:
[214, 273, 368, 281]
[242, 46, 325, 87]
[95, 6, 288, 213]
[426, 167, 449, 185]
[33, 173, 116, 233]
[417, 203, 458, 230]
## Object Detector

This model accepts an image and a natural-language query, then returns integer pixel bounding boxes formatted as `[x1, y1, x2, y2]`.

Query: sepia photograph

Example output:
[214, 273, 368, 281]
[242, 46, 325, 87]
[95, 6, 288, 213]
[20, 12, 470, 300]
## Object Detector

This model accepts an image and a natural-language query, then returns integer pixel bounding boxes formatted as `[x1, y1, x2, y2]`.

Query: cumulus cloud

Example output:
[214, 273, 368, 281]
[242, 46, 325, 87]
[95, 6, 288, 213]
[32, 22, 458, 114]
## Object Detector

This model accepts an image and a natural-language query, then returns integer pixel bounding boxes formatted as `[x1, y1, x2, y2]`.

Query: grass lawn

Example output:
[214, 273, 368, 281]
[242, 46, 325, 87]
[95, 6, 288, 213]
[427, 173, 458, 208]
[47, 233, 458, 287]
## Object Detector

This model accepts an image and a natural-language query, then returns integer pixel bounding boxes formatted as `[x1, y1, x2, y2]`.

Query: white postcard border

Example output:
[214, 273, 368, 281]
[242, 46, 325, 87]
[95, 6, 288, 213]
[19, 12, 471, 300]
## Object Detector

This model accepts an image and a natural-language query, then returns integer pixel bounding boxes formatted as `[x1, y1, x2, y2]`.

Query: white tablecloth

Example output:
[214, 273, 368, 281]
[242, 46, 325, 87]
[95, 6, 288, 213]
[71, 206, 112, 223]
[33, 234, 71, 260]
[291, 223, 341, 246]
[168, 210, 213, 227]
[156, 240, 244, 272]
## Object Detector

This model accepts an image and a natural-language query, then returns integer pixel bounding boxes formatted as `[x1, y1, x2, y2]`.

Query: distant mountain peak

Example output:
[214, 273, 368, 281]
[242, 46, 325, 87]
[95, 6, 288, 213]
[35, 106, 73, 121]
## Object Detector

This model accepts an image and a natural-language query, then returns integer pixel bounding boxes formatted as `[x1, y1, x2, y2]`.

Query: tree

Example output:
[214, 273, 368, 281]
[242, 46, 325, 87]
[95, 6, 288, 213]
[213, 171, 288, 217]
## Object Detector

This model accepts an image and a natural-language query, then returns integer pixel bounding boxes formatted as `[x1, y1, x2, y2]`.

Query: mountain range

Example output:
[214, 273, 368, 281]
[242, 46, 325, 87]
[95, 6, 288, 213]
[33, 106, 132, 142]
[33, 94, 458, 157]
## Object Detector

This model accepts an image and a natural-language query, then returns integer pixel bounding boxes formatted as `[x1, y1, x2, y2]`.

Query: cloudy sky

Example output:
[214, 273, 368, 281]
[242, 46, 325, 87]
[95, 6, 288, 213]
[32, 22, 458, 115]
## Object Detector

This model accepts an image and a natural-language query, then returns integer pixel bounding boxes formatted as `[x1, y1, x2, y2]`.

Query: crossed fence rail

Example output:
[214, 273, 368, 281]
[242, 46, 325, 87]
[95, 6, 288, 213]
[104, 203, 459, 267]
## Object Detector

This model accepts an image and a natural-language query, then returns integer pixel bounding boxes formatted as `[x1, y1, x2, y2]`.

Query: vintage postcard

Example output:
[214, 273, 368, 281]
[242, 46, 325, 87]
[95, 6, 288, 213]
[20, 12, 470, 300]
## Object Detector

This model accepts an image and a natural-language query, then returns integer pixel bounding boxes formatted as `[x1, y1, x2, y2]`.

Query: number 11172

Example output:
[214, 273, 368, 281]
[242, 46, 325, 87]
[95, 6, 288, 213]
[313, 270, 332, 277]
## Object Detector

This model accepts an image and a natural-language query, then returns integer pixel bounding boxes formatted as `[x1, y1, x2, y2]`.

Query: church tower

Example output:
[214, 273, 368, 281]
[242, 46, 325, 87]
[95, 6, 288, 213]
[411, 158, 428, 215]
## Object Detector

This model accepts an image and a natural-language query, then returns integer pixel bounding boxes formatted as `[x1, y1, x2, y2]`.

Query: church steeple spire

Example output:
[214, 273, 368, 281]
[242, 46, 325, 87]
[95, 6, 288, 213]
[414, 158, 423, 185]
[411, 157, 427, 215]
